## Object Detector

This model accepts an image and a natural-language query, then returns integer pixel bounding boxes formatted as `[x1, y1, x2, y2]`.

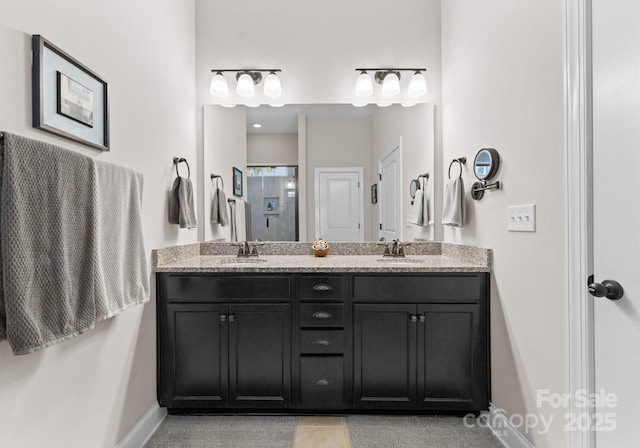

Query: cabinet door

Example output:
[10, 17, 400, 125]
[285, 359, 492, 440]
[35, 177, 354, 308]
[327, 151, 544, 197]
[417, 304, 487, 411]
[353, 304, 416, 409]
[163, 303, 228, 408]
[228, 304, 291, 408]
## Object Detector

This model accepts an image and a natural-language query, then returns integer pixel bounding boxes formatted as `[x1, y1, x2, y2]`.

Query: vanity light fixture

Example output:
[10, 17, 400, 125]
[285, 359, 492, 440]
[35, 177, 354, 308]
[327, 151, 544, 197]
[354, 67, 427, 104]
[209, 69, 283, 100]
[252, 123, 262, 128]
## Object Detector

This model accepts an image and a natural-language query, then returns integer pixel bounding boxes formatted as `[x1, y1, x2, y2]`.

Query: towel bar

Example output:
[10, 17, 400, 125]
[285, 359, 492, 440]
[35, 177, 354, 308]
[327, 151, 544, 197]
[448, 157, 466, 179]
[173, 157, 191, 178]
[211, 174, 224, 189]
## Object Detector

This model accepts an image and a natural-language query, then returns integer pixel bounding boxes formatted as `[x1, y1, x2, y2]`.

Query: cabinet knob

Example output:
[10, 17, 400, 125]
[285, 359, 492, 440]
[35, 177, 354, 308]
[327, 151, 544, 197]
[313, 311, 333, 319]
[312, 378, 332, 386]
[312, 283, 333, 292]
[312, 338, 331, 346]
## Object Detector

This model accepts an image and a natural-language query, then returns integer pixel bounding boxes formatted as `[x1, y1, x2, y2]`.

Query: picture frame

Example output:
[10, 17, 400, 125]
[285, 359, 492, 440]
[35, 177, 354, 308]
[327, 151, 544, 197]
[32, 34, 109, 151]
[371, 183, 378, 204]
[233, 167, 243, 197]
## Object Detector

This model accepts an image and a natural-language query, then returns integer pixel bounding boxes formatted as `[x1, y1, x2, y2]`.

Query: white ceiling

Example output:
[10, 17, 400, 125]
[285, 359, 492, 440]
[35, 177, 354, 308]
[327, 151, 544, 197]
[245, 104, 375, 134]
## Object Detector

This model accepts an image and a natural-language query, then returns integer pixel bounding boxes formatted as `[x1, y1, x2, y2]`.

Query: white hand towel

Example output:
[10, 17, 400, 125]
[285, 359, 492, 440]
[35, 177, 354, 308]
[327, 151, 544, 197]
[411, 189, 424, 225]
[442, 177, 465, 227]
[421, 180, 430, 226]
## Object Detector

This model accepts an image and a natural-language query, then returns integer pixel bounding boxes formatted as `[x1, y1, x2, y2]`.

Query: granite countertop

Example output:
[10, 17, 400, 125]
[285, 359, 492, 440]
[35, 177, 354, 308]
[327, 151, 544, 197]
[153, 242, 492, 273]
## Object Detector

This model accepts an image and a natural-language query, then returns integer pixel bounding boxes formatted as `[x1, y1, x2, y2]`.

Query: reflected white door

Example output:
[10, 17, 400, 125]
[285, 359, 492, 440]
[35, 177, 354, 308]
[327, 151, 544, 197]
[592, 0, 640, 445]
[315, 168, 363, 241]
[379, 144, 402, 242]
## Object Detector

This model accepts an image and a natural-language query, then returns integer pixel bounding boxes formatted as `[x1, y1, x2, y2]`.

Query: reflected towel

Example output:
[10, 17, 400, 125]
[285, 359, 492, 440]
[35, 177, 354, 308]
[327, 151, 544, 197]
[442, 177, 465, 227]
[169, 176, 196, 229]
[411, 189, 424, 225]
[229, 200, 237, 241]
[211, 187, 229, 226]
[421, 178, 431, 227]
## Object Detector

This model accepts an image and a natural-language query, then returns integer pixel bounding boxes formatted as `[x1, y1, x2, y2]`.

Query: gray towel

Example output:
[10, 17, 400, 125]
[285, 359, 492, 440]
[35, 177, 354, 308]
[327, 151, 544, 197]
[229, 200, 237, 242]
[169, 176, 197, 229]
[93, 160, 149, 320]
[442, 177, 465, 227]
[0, 132, 149, 355]
[211, 186, 228, 226]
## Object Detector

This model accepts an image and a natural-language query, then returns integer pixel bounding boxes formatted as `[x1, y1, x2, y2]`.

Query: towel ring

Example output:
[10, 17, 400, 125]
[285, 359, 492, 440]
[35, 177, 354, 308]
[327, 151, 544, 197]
[173, 157, 190, 178]
[211, 174, 224, 190]
[448, 157, 467, 179]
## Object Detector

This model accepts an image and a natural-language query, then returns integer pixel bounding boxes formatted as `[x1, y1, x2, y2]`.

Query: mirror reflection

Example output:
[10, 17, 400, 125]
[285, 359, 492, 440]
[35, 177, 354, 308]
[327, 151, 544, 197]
[203, 103, 435, 243]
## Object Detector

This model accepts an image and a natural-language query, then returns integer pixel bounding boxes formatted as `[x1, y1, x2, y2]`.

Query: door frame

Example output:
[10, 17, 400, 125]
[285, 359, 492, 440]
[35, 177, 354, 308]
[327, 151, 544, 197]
[378, 140, 403, 241]
[314, 167, 365, 241]
[566, 0, 596, 447]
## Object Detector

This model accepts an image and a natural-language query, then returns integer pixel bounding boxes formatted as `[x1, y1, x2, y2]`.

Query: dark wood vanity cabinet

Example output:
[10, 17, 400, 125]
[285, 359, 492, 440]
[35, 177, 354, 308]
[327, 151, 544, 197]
[158, 274, 292, 410]
[157, 271, 489, 414]
[352, 274, 489, 412]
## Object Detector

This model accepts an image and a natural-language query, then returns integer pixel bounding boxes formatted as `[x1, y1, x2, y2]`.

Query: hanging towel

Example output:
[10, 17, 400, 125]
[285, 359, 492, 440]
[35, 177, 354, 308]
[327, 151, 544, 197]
[0, 132, 149, 355]
[211, 185, 229, 226]
[228, 200, 238, 241]
[169, 176, 196, 229]
[410, 189, 424, 225]
[93, 160, 149, 321]
[442, 177, 465, 227]
[421, 177, 431, 227]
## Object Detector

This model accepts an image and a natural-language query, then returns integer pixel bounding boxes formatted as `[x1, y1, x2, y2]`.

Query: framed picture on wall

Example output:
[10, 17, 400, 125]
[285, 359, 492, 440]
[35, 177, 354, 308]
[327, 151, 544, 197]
[32, 34, 109, 151]
[233, 167, 243, 197]
[371, 183, 378, 204]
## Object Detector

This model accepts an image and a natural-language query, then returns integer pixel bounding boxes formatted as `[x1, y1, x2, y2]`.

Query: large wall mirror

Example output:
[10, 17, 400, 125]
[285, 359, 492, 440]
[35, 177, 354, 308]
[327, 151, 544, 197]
[203, 103, 435, 243]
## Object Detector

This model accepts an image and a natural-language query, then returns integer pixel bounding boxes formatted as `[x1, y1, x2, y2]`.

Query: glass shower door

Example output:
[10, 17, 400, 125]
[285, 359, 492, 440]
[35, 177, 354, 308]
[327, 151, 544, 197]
[247, 166, 298, 241]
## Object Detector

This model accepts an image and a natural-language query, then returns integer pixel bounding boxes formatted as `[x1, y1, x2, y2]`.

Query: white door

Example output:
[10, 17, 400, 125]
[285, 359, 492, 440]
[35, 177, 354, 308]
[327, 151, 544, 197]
[379, 144, 402, 242]
[592, 1, 640, 445]
[315, 168, 363, 241]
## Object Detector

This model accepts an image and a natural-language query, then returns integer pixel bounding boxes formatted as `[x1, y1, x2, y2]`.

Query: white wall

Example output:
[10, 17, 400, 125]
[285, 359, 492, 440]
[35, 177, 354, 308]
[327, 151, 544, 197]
[371, 104, 435, 242]
[195, 0, 442, 237]
[203, 105, 247, 241]
[305, 116, 372, 240]
[247, 133, 298, 165]
[0, 1, 197, 446]
[441, 1, 566, 447]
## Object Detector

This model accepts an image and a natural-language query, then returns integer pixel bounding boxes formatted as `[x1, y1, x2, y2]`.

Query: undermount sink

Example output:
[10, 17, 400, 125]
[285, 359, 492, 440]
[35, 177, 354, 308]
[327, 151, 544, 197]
[217, 257, 267, 265]
[376, 257, 425, 265]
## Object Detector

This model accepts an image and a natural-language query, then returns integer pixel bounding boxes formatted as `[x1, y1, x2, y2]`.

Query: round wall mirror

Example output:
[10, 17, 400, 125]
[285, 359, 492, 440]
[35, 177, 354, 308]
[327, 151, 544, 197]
[409, 179, 420, 198]
[473, 148, 500, 181]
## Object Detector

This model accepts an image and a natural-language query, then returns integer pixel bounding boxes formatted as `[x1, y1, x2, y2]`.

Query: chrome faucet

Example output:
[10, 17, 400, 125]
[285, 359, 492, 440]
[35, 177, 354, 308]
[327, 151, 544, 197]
[231, 240, 265, 258]
[377, 239, 411, 258]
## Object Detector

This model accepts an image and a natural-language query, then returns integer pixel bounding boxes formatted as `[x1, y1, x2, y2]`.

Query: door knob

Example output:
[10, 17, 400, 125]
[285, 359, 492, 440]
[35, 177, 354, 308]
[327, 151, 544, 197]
[588, 279, 624, 301]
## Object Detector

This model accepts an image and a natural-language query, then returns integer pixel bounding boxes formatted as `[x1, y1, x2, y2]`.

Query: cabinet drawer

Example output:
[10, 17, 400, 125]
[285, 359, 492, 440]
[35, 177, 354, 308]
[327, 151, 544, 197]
[299, 276, 345, 300]
[300, 304, 344, 327]
[164, 275, 291, 301]
[301, 356, 344, 408]
[300, 330, 344, 354]
[353, 274, 485, 303]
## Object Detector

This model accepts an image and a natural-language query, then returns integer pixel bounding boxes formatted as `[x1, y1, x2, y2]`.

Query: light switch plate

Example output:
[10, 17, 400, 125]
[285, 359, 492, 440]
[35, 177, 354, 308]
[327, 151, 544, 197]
[507, 204, 536, 232]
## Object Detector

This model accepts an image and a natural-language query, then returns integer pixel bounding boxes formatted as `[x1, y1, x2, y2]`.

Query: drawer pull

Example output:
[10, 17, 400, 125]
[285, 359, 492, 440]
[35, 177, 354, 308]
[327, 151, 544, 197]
[313, 311, 333, 319]
[312, 378, 332, 386]
[312, 283, 333, 292]
[312, 338, 331, 346]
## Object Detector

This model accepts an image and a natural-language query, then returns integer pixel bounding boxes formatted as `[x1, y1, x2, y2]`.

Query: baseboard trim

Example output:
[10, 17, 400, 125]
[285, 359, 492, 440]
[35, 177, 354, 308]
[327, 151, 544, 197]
[114, 404, 167, 448]
[485, 404, 536, 448]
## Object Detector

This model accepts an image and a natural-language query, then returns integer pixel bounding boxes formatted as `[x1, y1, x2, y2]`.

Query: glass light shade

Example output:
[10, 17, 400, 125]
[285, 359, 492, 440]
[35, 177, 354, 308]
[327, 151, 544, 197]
[263, 72, 282, 98]
[352, 102, 368, 108]
[401, 102, 417, 107]
[209, 73, 229, 98]
[220, 103, 236, 108]
[376, 102, 392, 107]
[354, 72, 373, 97]
[381, 72, 400, 97]
[269, 103, 285, 108]
[408, 72, 427, 98]
[245, 103, 260, 108]
[236, 73, 255, 98]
